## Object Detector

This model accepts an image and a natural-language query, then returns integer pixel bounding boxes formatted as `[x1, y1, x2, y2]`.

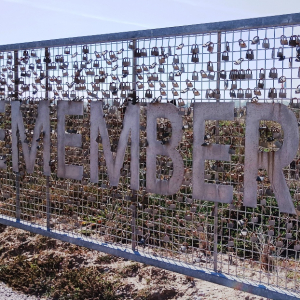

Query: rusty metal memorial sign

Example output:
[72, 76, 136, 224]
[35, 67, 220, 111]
[1, 13, 300, 299]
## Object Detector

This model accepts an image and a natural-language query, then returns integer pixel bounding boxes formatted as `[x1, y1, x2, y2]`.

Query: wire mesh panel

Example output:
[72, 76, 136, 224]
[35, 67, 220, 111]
[0, 13, 300, 300]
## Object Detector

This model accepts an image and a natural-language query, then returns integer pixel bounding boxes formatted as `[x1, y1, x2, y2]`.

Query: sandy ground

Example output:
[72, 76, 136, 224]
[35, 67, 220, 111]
[0, 278, 268, 300]
[0, 282, 48, 299]
[0, 225, 271, 299]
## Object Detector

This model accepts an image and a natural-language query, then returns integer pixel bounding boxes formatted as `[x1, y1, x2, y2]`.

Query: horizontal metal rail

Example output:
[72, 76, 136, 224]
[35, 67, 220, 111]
[0, 13, 299, 51]
[0, 215, 299, 300]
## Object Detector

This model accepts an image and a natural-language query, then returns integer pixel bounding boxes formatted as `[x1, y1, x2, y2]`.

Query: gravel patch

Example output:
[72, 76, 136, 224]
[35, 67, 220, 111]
[0, 282, 49, 300]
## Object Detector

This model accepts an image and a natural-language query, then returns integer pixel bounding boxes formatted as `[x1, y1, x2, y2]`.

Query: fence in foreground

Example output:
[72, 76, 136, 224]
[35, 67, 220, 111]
[1, 13, 300, 300]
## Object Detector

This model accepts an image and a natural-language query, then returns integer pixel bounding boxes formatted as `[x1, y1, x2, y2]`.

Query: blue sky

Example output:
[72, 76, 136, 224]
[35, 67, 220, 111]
[0, 0, 299, 45]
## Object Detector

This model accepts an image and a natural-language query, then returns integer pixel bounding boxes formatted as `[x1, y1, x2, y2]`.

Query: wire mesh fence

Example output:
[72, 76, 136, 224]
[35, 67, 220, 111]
[0, 13, 300, 300]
